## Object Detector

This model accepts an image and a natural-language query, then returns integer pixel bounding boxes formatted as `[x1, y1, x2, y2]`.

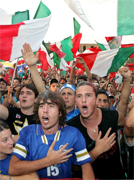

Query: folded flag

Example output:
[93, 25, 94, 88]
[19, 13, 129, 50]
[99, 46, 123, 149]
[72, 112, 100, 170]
[76, 47, 134, 77]
[65, 0, 134, 36]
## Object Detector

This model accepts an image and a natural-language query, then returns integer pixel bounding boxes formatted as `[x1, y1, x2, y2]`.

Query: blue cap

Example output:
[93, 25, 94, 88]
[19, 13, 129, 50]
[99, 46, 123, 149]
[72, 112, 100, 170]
[60, 83, 76, 93]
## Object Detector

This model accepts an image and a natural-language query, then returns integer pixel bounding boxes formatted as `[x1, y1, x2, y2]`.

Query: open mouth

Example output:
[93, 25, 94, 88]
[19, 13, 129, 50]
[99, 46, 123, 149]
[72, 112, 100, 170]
[43, 117, 49, 123]
[81, 105, 88, 113]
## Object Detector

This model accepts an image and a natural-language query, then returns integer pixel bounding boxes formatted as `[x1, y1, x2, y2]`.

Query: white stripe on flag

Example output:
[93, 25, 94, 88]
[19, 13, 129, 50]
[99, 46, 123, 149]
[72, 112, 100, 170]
[91, 49, 119, 77]
[10, 15, 51, 61]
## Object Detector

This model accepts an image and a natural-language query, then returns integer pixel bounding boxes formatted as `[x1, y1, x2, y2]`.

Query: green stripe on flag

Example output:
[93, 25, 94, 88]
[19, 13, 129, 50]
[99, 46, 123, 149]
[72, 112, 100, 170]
[95, 41, 107, 51]
[61, 37, 74, 62]
[12, 10, 29, 24]
[73, 18, 81, 35]
[118, 0, 134, 35]
[108, 46, 134, 73]
[34, 1, 51, 19]
[53, 52, 61, 69]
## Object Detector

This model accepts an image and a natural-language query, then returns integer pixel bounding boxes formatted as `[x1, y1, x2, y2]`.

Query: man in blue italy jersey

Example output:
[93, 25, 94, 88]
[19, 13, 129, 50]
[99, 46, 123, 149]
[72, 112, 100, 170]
[9, 90, 95, 179]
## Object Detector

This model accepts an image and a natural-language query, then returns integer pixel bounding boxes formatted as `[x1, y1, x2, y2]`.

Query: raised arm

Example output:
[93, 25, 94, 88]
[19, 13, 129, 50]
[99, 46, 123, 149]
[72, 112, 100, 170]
[117, 67, 131, 117]
[76, 56, 92, 82]
[21, 43, 46, 94]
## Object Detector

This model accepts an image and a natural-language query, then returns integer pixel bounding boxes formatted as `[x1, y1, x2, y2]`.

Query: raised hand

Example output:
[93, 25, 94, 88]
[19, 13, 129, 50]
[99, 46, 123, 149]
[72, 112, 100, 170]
[47, 141, 73, 165]
[76, 56, 85, 65]
[21, 43, 39, 67]
[119, 67, 131, 80]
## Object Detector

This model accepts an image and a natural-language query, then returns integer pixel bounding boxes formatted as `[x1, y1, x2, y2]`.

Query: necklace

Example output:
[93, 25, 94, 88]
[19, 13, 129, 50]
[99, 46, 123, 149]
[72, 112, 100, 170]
[90, 127, 97, 133]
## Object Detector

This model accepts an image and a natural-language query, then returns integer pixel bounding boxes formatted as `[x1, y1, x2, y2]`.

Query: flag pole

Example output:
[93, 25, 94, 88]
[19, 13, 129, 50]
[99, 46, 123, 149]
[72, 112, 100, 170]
[11, 57, 19, 87]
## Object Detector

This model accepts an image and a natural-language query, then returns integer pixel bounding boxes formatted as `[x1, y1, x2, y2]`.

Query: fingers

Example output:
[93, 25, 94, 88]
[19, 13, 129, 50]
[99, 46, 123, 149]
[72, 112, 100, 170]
[49, 140, 56, 150]
[97, 131, 102, 140]
[104, 127, 112, 138]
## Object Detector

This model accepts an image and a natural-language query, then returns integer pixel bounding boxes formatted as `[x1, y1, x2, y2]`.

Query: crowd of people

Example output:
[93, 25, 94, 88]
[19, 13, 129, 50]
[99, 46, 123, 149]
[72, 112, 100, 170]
[0, 43, 134, 180]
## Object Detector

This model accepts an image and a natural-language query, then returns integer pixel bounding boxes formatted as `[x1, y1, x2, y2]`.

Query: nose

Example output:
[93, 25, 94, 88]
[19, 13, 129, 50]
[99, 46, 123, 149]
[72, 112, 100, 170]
[43, 104, 48, 112]
[100, 101, 104, 108]
[82, 95, 86, 102]
[9, 137, 14, 145]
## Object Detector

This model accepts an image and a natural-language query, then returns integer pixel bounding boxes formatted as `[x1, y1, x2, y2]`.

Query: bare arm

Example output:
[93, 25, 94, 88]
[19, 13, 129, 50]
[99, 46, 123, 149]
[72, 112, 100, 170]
[21, 43, 46, 94]
[0, 172, 39, 180]
[124, 107, 134, 137]
[117, 110, 126, 127]
[81, 162, 95, 180]
[76, 56, 92, 82]
[9, 141, 73, 175]
[0, 104, 9, 120]
[70, 61, 76, 86]
[117, 67, 131, 117]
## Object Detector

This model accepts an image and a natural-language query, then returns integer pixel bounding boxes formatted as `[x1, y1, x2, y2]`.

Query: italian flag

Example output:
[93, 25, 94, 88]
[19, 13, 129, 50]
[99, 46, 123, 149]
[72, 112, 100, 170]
[0, 1, 51, 61]
[65, 0, 134, 36]
[76, 47, 134, 77]
[0, 8, 29, 25]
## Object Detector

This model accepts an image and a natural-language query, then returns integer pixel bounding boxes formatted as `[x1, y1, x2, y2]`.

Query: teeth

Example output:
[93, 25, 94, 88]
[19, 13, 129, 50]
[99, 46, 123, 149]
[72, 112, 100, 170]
[43, 118, 48, 122]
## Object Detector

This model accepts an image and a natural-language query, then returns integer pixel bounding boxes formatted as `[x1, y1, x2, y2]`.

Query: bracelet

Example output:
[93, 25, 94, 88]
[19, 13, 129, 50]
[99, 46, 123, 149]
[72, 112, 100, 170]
[9, 176, 11, 180]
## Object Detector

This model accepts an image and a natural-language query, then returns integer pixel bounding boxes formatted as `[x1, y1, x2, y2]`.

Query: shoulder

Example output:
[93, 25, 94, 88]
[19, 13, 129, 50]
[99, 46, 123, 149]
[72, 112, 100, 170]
[19, 124, 37, 138]
[101, 108, 118, 117]
[66, 114, 80, 125]
[63, 125, 83, 137]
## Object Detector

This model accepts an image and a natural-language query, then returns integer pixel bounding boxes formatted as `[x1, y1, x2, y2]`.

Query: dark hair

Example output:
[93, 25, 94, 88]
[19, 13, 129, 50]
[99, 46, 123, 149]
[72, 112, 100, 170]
[14, 78, 21, 84]
[19, 83, 38, 98]
[50, 78, 59, 85]
[77, 75, 87, 81]
[97, 89, 109, 99]
[76, 81, 97, 97]
[1, 90, 8, 96]
[34, 90, 66, 126]
[0, 120, 10, 132]
[59, 77, 67, 83]
[0, 78, 7, 85]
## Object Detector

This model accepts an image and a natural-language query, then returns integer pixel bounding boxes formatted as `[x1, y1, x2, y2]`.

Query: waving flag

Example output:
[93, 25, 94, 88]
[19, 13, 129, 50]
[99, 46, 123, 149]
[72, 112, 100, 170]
[0, 8, 29, 25]
[0, 1, 51, 61]
[76, 47, 134, 77]
[65, 0, 134, 36]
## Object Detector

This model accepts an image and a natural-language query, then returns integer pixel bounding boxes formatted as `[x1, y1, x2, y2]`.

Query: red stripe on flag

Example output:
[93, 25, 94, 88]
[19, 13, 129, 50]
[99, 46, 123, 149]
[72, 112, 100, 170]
[71, 33, 82, 58]
[76, 53, 98, 71]
[0, 22, 24, 61]
[50, 44, 66, 58]
[38, 49, 50, 71]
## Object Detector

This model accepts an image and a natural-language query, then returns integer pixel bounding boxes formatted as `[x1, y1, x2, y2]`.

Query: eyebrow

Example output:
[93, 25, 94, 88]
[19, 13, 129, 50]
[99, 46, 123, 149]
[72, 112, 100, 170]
[39, 102, 55, 106]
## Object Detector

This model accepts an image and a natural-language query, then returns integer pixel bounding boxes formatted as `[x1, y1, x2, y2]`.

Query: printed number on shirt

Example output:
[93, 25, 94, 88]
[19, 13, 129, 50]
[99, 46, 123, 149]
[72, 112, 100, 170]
[47, 165, 59, 176]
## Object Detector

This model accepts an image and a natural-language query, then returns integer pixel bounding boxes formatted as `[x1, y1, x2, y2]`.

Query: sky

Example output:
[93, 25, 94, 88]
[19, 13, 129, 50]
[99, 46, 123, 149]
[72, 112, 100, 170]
[0, 0, 104, 44]
[1, 0, 134, 44]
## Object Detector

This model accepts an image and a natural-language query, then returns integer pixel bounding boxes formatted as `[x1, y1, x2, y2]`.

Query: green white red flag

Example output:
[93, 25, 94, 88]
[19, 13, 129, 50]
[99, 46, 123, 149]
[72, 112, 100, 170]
[76, 47, 134, 77]
[0, 1, 51, 61]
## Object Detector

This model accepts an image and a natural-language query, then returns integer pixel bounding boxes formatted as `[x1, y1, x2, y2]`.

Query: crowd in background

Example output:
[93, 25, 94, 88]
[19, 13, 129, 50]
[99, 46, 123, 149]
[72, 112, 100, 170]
[0, 43, 134, 180]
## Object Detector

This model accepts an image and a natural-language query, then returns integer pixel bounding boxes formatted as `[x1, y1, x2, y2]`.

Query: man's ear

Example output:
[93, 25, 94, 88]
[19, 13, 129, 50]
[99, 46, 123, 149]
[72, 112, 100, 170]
[59, 111, 62, 117]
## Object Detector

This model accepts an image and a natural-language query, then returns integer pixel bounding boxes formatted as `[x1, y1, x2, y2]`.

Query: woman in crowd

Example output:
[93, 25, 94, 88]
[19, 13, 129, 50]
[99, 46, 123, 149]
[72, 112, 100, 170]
[0, 120, 39, 180]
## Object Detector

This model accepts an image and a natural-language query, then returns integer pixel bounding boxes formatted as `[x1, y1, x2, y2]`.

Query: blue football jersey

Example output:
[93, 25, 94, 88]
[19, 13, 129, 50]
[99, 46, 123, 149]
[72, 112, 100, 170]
[0, 155, 11, 175]
[13, 124, 91, 178]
